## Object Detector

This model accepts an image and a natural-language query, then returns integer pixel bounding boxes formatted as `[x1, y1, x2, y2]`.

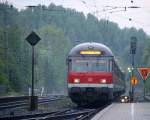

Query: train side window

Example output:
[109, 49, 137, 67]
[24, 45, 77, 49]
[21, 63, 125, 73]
[67, 58, 72, 70]
[109, 59, 112, 72]
[114, 62, 119, 75]
[113, 62, 116, 73]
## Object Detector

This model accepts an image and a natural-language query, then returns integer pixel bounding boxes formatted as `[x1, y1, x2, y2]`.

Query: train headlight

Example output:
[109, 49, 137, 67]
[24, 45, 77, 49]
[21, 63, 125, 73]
[121, 98, 125, 103]
[74, 78, 80, 83]
[125, 96, 128, 99]
[101, 79, 106, 84]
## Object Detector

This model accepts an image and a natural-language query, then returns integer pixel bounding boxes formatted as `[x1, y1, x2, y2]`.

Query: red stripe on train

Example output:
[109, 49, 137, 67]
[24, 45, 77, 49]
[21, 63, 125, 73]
[68, 72, 112, 84]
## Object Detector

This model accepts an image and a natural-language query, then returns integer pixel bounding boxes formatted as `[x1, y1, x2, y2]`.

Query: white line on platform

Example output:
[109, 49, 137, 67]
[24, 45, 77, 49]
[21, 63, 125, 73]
[131, 103, 134, 120]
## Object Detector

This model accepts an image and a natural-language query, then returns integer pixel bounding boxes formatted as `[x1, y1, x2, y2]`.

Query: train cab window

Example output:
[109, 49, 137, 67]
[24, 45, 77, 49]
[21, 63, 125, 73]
[91, 60, 108, 72]
[71, 58, 110, 72]
[72, 60, 89, 72]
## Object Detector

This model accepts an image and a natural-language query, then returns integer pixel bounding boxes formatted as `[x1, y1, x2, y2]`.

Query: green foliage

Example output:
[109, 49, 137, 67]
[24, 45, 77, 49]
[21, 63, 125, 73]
[0, 59, 7, 85]
[37, 25, 72, 92]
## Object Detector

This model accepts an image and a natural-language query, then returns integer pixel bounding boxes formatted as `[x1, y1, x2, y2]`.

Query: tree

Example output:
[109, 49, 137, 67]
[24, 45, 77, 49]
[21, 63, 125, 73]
[37, 25, 72, 93]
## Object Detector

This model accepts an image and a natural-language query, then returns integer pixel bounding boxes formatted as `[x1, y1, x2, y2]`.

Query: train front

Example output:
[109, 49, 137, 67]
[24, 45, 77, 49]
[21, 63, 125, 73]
[67, 42, 114, 105]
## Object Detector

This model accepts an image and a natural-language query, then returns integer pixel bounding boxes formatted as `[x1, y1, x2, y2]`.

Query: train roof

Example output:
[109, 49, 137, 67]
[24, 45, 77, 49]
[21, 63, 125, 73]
[69, 42, 113, 57]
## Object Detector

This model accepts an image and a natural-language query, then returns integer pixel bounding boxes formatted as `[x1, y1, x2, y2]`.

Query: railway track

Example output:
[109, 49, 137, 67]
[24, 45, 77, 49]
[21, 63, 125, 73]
[0, 103, 110, 120]
[0, 95, 64, 110]
[0, 95, 110, 119]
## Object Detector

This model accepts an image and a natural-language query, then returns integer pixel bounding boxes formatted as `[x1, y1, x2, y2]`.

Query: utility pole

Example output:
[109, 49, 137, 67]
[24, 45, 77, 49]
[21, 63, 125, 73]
[130, 36, 137, 102]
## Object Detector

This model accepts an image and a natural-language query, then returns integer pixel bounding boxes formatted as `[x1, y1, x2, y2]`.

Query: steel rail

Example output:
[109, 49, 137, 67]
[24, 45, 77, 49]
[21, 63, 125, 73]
[0, 96, 64, 110]
[0, 103, 111, 120]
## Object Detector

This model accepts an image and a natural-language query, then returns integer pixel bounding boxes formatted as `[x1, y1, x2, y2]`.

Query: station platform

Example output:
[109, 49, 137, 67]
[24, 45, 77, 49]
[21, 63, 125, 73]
[92, 103, 150, 120]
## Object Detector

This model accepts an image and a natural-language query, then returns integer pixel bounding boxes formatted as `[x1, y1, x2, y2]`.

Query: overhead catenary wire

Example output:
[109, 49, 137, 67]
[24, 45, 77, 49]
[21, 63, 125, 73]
[107, 11, 150, 28]
[83, 1, 150, 32]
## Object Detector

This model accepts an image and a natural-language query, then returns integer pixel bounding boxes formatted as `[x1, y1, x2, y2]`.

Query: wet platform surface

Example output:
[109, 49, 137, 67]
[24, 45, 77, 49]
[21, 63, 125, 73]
[92, 103, 150, 120]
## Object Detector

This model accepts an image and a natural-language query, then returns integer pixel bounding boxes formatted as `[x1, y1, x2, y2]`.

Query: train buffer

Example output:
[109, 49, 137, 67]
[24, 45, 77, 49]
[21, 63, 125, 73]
[92, 103, 150, 120]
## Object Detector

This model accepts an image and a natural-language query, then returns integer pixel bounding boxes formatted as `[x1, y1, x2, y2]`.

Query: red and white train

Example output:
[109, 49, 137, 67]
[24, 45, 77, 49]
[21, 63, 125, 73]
[67, 42, 125, 105]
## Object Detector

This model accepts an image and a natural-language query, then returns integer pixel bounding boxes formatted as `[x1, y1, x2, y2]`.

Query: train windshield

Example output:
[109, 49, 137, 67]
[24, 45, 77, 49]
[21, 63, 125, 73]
[70, 57, 112, 72]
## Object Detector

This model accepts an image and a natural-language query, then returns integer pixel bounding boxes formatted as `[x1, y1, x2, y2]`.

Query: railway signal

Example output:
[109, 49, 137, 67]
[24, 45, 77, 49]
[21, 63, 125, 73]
[130, 36, 137, 102]
[131, 76, 138, 86]
[130, 36, 137, 54]
[26, 31, 41, 111]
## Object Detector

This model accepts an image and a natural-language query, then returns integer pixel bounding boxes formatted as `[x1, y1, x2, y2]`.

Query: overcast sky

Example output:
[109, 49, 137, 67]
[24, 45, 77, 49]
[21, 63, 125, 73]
[7, 0, 150, 35]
